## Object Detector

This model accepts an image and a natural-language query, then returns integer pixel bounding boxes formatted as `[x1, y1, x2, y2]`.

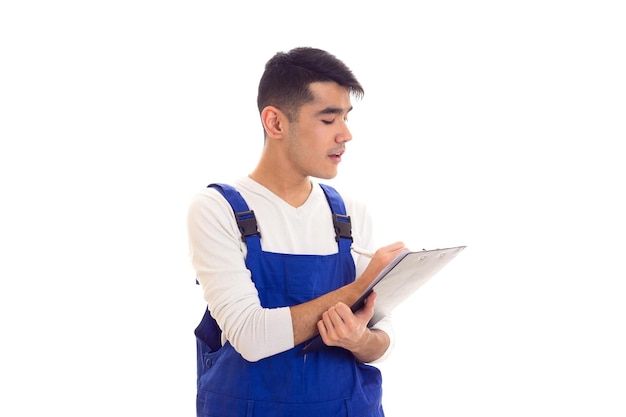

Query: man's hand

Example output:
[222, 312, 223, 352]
[291, 242, 404, 350]
[356, 242, 407, 290]
[317, 292, 388, 362]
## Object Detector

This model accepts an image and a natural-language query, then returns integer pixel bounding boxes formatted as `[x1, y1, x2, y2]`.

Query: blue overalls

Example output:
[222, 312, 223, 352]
[195, 183, 385, 417]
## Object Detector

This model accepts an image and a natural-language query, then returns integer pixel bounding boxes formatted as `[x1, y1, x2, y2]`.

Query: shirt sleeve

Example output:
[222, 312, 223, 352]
[187, 189, 294, 362]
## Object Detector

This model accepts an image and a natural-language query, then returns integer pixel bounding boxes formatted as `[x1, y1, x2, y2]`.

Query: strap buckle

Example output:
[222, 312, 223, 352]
[332, 213, 353, 242]
[235, 210, 260, 240]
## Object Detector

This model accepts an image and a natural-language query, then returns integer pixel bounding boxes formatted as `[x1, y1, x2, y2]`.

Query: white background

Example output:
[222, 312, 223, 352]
[1, 1, 625, 416]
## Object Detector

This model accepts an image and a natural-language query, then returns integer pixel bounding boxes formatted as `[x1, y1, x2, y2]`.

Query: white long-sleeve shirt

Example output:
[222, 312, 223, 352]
[187, 176, 394, 362]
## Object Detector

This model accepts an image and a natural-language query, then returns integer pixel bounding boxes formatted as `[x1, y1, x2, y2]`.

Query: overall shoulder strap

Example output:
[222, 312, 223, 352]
[207, 183, 262, 252]
[318, 183, 353, 253]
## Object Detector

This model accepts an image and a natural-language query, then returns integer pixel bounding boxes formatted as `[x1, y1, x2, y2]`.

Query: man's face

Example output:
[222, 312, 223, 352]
[285, 81, 354, 180]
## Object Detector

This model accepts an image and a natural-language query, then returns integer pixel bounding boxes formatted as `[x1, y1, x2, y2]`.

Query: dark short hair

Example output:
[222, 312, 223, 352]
[257, 47, 364, 121]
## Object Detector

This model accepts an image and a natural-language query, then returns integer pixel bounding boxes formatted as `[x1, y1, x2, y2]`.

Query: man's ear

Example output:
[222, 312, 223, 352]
[261, 106, 287, 139]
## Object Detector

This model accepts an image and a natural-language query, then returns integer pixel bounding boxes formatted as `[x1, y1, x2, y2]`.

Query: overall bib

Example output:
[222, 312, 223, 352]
[195, 183, 384, 417]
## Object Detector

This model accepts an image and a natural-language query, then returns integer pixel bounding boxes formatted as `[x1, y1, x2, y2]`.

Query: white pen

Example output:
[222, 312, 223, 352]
[350, 245, 375, 258]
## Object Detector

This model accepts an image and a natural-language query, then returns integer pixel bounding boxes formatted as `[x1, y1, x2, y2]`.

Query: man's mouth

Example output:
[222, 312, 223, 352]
[329, 148, 345, 159]
[329, 151, 344, 162]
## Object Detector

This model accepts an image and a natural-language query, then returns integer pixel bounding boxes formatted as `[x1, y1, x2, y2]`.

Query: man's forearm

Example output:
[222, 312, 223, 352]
[350, 328, 390, 363]
[290, 279, 367, 345]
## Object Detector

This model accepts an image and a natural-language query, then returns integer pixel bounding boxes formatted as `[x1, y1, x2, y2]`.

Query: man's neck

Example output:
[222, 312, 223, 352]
[248, 169, 313, 208]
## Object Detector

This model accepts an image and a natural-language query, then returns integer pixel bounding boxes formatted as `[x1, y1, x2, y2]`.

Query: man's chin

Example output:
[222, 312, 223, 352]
[312, 171, 339, 180]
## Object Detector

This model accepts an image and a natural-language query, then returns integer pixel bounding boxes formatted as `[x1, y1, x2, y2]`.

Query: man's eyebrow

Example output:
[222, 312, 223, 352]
[315, 106, 353, 116]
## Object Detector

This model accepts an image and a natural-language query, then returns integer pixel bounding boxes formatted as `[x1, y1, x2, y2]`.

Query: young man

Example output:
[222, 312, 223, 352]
[187, 47, 405, 417]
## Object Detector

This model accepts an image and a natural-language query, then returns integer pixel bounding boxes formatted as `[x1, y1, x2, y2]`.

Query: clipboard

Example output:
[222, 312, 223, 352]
[300, 245, 466, 354]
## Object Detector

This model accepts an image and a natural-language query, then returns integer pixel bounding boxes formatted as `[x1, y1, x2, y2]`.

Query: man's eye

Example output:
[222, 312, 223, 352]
[322, 119, 334, 125]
